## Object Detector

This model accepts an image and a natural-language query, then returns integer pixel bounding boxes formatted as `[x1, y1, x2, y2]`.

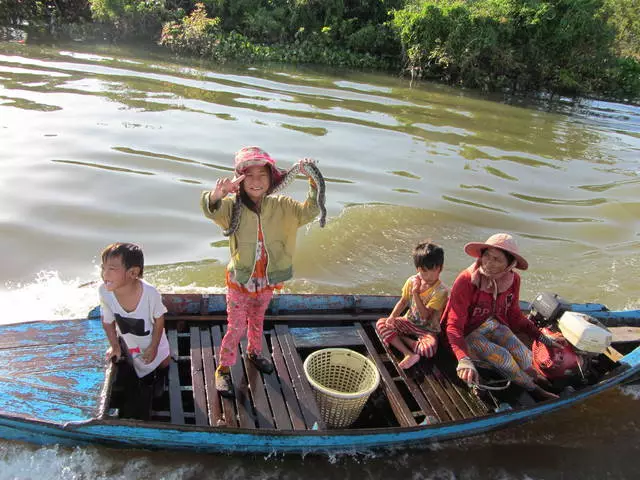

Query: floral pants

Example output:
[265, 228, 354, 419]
[219, 288, 273, 367]
[375, 316, 438, 358]
[465, 317, 536, 390]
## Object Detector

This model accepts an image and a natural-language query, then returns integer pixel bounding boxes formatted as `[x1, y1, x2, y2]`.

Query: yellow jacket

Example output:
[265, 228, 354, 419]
[200, 184, 320, 285]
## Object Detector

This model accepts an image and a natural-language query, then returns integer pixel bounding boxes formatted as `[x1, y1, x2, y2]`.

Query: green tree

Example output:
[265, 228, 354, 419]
[604, 0, 640, 59]
[392, 0, 619, 95]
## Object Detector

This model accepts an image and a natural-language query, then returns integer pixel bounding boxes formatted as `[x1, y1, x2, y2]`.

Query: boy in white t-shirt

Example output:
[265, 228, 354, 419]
[99, 242, 170, 419]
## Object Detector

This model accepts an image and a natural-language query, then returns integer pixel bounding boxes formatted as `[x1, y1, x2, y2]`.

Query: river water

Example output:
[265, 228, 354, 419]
[0, 41, 639, 479]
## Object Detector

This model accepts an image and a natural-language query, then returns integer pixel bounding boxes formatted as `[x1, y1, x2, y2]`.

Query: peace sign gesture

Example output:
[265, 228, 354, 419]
[209, 174, 245, 203]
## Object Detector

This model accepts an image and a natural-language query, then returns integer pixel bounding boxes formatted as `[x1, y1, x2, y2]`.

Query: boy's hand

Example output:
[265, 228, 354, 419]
[142, 345, 158, 364]
[412, 275, 423, 295]
[106, 345, 121, 363]
[210, 175, 245, 203]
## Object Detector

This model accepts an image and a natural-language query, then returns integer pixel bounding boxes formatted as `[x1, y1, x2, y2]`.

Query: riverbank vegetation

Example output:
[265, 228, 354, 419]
[1, 0, 638, 102]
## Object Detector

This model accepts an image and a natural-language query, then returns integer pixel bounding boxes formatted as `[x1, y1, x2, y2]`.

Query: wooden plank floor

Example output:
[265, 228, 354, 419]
[362, 323, 489, 422]
[158, 325, 324, 430]
[152, 320, 490, 430]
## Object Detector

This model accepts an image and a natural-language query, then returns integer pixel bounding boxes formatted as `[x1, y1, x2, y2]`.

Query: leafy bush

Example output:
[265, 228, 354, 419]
[392, 0, 620, 96]
[602, 56, 640, 100]
[604, 0, 640, 59]
[89, 0, 172, 39]
[161, 2, 220, 54]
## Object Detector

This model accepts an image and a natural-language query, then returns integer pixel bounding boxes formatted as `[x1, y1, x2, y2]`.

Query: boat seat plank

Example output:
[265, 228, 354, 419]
[354, 324, 415, 427]
[428, 353, 490, 416]
[365, 324, 445, 422]
[260, 333, 293, 430]
[444, 372, 489, 417]
[199, 327, 224, 427]
[610, 326, 640, 344]
[604, 346, 624, 362]
[367, 324, 477, 422]
[189, 326, 209, 426]
[417, 363, 472, 420]
[273, 324, 326, 430]
[290, 326, 364, 349]
[269, 328, 306, 430]
[167, 313, 382, 323]
[210, 326, 237, 427]
[166, 329, 185, 425]
[239, 338, 275, 429]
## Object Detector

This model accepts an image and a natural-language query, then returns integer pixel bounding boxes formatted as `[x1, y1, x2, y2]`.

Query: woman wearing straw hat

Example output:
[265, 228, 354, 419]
[441, 233, 559, 401]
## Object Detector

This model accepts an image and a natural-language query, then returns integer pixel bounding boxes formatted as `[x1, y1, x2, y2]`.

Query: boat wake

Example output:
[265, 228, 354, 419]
[0, 270, 227, 325]
[0, 271, 99, 324]
[620, 383, 640, 400]
[0, 442, 204, 480]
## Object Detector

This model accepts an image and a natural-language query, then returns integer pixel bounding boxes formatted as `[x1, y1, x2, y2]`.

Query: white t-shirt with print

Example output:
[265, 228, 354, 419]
[99, 280, 170, 378]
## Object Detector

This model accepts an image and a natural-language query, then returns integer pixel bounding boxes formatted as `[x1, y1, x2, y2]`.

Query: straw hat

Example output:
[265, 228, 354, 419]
[464, 233, 528, 270]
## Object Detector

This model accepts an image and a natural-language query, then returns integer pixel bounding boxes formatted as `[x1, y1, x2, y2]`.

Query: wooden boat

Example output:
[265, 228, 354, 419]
[1, 293, 639, 453]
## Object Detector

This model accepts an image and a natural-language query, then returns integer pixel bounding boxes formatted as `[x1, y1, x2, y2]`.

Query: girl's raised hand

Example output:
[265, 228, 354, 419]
[210, 174, 245, 202]
[297, 158, 316, 178]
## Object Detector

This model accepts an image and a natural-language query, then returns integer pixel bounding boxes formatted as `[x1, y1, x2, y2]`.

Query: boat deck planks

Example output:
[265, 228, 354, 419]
[291, 326, 364, 349]
[0, 319, 107, 424]
[260, 333, 293, 430]
[269, 328, 307, 430]
[227, 328, 256, 429]
[273, 324, 326, 429]
[210, 326, 237, 427]
[239, 338, 275, 429]
[166, 329, 185, 424]
[144, 316, 492, 431]
[371, 323, 485, 422]
[355, 324, 416, 427]
[199, 327, 224, 426]
[189, 326, 209, 426]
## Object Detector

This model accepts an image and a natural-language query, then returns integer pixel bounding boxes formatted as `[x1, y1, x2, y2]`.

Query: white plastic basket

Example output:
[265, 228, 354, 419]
[303, 348, 380, 428]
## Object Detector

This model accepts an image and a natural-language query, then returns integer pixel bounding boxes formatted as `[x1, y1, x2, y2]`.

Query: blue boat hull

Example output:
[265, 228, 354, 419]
[1, 294, 639, 453]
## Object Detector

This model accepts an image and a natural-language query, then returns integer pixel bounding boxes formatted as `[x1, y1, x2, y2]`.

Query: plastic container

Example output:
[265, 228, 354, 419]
[303, 348, 380, 428]
[558, 311, 612, 353]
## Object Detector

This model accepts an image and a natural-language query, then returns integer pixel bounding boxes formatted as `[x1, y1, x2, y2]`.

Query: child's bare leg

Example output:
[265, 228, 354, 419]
[402, 336, 417, 352]
[390, 337, 420, 369]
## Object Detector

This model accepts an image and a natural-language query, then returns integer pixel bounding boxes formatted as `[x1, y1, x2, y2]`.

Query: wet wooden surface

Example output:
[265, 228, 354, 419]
[151, 317, 491, 431]
[0, 319, 107, 424]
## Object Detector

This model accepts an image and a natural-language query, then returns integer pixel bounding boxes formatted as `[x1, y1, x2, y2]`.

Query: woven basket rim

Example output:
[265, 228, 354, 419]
[303, 348, 380, 400]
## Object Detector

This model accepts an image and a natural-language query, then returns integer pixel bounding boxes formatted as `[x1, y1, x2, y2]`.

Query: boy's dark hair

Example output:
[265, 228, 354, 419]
[101, 243, 144, 277]
[413, 241, 444, 270]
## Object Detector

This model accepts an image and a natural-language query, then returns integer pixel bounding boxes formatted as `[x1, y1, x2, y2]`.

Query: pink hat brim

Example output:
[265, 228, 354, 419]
[464, 242, 528, 270]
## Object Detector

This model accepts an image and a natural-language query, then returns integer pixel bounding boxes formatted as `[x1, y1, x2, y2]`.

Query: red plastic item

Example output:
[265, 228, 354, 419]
[532, 328, 583, 380]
